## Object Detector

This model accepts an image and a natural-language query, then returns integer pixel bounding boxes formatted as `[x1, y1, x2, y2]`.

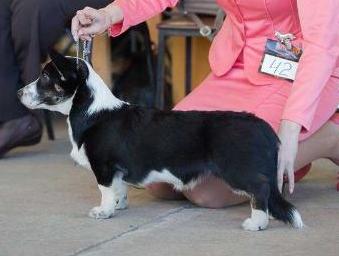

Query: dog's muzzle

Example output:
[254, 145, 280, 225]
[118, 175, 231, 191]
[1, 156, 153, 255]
[17, 81, 41, 109]
[17, 88, 24, 99]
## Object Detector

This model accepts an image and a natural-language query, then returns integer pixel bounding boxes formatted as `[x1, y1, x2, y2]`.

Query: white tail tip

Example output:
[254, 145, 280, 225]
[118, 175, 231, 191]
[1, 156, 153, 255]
[291, 209, 303, 229]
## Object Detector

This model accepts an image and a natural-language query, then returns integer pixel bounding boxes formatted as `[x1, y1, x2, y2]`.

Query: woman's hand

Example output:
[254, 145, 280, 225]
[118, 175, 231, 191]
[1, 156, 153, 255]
[71, 5, 123, 41]
[277, 120, 302, 194]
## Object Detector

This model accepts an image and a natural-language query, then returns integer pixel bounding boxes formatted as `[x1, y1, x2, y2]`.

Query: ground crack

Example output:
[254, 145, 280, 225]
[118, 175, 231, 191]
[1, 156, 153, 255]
[69, 204, 192, 256]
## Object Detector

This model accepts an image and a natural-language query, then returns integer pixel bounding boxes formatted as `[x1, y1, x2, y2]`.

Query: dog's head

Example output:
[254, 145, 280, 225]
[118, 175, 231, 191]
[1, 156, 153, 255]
[18, 50, 89, 115]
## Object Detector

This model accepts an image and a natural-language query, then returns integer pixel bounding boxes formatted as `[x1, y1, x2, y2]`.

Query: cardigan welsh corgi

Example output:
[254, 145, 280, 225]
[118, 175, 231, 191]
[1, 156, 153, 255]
[18, 50, 303, 231]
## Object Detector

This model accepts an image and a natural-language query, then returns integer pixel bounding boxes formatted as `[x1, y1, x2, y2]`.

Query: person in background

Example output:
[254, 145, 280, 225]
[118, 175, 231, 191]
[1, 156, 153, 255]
[72, 0, 339, 206]
[0, 0, 111, 158]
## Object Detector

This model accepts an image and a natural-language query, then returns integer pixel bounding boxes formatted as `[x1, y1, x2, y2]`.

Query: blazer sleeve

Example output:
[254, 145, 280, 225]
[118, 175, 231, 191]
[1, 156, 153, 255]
[108, 0, 179, 36]
[281, 0, 339, 131]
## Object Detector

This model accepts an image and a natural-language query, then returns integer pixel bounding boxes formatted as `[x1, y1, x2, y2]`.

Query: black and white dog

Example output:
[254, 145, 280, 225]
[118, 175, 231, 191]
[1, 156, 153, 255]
[18, 51, 303, 231]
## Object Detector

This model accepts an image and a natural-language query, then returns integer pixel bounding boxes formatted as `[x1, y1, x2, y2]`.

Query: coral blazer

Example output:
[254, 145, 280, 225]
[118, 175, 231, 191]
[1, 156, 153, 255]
[110, 0, 339, 131]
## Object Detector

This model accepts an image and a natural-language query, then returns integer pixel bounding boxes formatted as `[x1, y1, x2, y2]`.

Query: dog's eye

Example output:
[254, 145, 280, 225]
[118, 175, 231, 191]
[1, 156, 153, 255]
[54, 84, 64, 93]
[54, 96, 61, 102]
[42, 73, 49, 79]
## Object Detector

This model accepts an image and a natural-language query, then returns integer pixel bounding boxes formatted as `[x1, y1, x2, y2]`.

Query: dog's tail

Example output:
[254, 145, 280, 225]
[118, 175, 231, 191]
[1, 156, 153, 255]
[268, 184, 303, 229]
[260, 122, 303, 229]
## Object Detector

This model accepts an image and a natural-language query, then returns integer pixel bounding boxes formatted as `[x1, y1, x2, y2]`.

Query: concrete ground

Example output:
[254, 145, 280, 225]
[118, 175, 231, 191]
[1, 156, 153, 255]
[0, 118, 338, 256]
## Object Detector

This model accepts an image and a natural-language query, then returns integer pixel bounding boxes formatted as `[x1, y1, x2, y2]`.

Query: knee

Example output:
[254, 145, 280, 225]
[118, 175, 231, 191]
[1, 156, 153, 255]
[183, 189, 246, 209]
[184, 190, 222, 208]
[183, 177, 249, 208]
[145, 183, 185, 200]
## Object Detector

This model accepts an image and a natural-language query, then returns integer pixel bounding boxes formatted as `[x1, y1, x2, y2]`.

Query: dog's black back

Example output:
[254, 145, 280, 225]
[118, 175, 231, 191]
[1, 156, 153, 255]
[74, 105, 278, 188]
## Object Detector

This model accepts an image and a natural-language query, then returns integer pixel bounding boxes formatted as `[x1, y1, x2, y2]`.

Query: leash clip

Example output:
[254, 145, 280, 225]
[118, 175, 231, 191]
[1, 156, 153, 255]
[275, 32, 296, 51]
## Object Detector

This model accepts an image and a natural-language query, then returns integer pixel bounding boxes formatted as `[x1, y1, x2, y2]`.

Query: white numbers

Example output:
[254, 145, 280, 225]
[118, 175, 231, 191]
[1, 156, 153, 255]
[260, 54, 299, 81]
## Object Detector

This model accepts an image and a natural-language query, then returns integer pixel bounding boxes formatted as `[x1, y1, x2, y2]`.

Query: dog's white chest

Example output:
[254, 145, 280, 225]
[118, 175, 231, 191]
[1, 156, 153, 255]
[67, 118, 91, 170]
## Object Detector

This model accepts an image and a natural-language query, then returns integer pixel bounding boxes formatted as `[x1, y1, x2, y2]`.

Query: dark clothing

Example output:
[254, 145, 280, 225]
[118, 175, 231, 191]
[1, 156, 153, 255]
[0, 0, 111, 122]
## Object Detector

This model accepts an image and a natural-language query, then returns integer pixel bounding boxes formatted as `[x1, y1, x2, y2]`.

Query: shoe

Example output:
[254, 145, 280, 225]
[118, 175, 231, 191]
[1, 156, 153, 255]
[0, 114, 42, 158]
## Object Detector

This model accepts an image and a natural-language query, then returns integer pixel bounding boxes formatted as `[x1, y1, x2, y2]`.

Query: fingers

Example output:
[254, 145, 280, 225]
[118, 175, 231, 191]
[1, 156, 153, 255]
[277, 157, 284, 193]
[71, 7, 100, 41]
[277, 154, 295, 194]
[277, 161, 295, 194]
[82, 6, 102, 20]
[71, 16, 80, 41]
[79, 34, 93, 41]
[77, 7, 100, 24]
[72, 11, 92, 41]
[287, 165, 295, 194]
[78, 26, 99, 39]
[77, 11, 93, 25]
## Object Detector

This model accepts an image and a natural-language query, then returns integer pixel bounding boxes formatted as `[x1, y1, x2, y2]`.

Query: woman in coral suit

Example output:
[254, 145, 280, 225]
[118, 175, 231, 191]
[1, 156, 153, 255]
[72, 0, 339, 207]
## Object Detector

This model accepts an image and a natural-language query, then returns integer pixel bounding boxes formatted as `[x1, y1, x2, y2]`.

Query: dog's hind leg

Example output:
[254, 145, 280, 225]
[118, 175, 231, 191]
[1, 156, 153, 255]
[113, 173, 128, 210]
[241, 182, 270, 231]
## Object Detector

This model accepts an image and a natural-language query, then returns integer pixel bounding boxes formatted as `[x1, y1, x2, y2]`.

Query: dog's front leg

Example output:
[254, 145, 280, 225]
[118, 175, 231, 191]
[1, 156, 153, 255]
[89, 184, 116, 219]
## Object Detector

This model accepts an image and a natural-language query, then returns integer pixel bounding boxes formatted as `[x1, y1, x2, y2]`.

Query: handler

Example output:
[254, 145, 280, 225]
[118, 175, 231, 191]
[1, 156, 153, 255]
[72, 0, 339, 207]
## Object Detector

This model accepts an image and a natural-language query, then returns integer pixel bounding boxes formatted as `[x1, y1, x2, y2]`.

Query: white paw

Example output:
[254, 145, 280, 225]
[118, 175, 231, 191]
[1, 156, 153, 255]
[88, 206, 114, 219]
[242, 218, 267, 231]
[115, 198, 128, 210]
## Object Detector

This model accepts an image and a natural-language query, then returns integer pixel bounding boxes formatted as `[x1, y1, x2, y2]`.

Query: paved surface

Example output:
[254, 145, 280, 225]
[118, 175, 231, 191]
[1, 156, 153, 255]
[0, 119, 338, 256]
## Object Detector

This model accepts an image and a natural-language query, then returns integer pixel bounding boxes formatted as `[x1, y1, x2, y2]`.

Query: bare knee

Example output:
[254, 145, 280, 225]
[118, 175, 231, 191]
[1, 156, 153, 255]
[184, 189, 229, 208]
[146, 183, 185, 200]
[183, 185, 248, 209]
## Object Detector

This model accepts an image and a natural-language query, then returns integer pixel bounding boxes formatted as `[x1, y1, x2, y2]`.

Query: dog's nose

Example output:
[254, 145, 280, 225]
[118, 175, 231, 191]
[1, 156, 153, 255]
[17, 88, 24, 98]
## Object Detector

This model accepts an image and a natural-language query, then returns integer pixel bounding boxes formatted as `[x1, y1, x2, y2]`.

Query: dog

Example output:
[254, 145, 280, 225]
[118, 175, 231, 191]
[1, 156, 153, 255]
[18, 50, 303, 231]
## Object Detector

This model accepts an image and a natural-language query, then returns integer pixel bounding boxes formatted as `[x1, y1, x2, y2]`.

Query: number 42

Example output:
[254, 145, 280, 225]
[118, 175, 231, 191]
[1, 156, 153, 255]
[270, 59, 292, 77]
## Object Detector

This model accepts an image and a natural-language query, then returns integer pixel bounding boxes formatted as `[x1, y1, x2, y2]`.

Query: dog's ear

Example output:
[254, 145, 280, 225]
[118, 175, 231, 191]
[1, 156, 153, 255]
[49, 49, 67, 67]
[49, 49, 71, 81]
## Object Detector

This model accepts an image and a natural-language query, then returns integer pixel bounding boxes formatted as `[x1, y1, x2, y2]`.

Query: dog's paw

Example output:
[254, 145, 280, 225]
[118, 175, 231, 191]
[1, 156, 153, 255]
[115, 198, 128, 210]
[88, 206, 114, 219]
[242, 218, 267, 231]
